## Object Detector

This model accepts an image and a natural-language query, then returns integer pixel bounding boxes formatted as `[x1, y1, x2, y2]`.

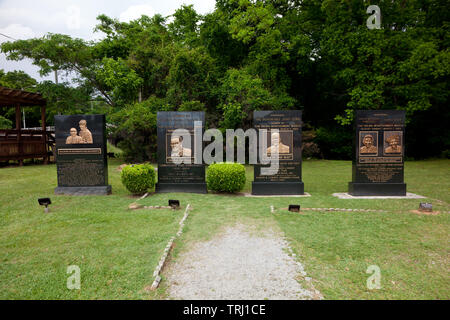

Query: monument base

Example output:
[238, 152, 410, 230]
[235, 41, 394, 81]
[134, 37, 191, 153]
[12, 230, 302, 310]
[251, 182, 304, 195]
[54, 185, 112, 195]
[348, 182, 406, 196]
[155, 183, 207, 194]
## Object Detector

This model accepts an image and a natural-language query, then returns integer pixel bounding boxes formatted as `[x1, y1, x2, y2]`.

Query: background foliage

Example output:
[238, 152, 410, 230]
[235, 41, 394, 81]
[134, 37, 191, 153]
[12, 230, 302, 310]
[1, 0, 448, 160]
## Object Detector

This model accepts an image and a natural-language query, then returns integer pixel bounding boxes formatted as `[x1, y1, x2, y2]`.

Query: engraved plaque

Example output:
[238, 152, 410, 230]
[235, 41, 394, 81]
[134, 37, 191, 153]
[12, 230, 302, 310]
[155, 112, 207, 193]
[348, 110, 406, 196]
[252, 110, 304, 195]
[54, 115, 111, 195]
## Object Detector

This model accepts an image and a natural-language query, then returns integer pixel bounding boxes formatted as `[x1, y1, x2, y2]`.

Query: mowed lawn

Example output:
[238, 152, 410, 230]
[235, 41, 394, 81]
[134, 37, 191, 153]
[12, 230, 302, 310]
[0, 159, 449, 299]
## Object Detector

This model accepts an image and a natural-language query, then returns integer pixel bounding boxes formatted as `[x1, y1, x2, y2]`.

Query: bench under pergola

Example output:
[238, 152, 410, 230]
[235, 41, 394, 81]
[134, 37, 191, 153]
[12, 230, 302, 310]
[0, 86, 50, 165]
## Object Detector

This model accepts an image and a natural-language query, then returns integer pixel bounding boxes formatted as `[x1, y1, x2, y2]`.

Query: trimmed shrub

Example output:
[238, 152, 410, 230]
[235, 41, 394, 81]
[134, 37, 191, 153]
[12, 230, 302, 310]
[206, 162, 246, 193]
[121, 163, 156, 195]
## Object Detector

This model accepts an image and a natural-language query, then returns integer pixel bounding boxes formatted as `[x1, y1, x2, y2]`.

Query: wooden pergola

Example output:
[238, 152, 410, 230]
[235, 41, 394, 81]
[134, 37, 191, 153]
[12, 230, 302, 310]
[0, 86, 50, 165]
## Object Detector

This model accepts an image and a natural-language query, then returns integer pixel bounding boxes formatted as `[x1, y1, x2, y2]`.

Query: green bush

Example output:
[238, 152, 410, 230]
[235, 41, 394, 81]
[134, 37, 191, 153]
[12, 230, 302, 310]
[206, 162, 246, 193]
[107, 142, 124, 158]
[315, 126, 352, 160]
[0, 115, 12, 129]
[111, 97, 164, 162]
[120, 163, 156, 195]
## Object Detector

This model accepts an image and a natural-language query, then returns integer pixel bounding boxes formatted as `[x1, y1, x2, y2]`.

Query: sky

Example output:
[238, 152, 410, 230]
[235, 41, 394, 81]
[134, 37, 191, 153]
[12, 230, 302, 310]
[0, 0, 216, 82]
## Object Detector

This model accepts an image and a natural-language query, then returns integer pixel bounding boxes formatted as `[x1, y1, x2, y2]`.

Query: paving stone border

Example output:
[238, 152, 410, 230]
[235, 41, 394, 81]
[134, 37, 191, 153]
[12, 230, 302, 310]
[272, 206, 449, 214]
[282, 239, 323, 300]
[303, 207, 386, 212]
[271, 206, 386, 213]
[128, 192, 181, 210]
[150, 203, 191, 290]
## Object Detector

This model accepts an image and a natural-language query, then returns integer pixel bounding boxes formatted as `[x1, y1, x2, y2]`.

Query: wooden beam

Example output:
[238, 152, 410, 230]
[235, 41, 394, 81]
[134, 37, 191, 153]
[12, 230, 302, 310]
[0, 86, 46, 106]
[41, 104, 46, 131]
[15, 103, 23, 166]
[0, 98, 46, 106]
[11, 91, 22, 97]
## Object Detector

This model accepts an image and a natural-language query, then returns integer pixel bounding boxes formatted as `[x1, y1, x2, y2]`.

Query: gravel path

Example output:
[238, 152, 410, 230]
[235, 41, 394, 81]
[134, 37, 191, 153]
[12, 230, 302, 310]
[166, 224, 321, 300]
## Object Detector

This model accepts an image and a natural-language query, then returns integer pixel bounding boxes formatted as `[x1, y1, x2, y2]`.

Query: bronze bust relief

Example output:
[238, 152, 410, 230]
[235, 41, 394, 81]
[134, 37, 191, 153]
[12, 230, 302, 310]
[266, 132, 290, 154]
[65, 119, 93, 144]
[170, 136, 191, 157]
[384, 133, 402, 154]
[359, 133, 378, 155]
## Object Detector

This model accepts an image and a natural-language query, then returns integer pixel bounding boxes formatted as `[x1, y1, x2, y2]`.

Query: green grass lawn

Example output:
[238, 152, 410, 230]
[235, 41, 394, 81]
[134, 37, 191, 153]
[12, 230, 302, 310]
[0, 159, 449, 299]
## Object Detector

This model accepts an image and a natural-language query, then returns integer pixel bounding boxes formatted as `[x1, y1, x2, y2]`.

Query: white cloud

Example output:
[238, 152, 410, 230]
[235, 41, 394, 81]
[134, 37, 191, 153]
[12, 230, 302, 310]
[119, 4, 155, 22]
[0, 24, 36, 42]
[0, 24, 48, 81]
[182, 0, 216, 15]
[0, 0, 217, 81]
[66, 5, 81, 30]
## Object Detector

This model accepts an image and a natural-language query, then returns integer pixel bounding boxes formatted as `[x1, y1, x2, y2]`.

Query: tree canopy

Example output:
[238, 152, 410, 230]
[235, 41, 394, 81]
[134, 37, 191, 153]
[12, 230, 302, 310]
[1, 0, 448, 160]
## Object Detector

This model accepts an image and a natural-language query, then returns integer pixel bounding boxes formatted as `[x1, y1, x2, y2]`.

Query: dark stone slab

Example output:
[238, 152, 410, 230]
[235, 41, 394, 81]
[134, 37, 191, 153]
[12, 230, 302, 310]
[54, 115, 111, 195]
[155, 111, 207, 193]
[348, 182, 406, 196]
[252, 110, 304, 195]
[155, 182, 207, 193]
[55, 185, 112, 196]
[252, 182, 304, 195]
[349, 110, 406, 196]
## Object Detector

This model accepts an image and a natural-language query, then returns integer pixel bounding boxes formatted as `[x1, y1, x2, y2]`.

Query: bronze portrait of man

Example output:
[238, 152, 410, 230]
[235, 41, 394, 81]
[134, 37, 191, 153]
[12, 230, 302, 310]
[78, 119, 93, 144]
[170, 136, 191, 157]
[360, 134, 377, 154]
[65, 128, 83, 144]
[385, 134, 402, 154]
[266, 132, 290, 154]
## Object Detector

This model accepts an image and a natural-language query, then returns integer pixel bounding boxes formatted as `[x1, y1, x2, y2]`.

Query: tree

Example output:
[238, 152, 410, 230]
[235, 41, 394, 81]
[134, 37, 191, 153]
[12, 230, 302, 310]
[1, 2, 447, 159]
[295, 0, 449, 124]
[0, 69, 38, 90]
[1, 33, 115, 106]
[165, 46, 219, 109]
[36, 81, 97, 122]
[169, 5, 200, 47]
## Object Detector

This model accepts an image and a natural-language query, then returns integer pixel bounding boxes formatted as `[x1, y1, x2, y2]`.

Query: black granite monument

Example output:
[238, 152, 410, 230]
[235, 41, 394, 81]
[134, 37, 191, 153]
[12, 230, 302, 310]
[348, 110, 406, 196]
[155, 111, 207, 193]
[252, 110, 304, 195]
[54, 114, 111, 195]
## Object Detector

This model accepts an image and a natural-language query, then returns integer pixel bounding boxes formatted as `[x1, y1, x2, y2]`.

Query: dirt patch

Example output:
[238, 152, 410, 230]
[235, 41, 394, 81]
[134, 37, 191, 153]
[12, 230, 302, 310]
[410, 210, 440, 216]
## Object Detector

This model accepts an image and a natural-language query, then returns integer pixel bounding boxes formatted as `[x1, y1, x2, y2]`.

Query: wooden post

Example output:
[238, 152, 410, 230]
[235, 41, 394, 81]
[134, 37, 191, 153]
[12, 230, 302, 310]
[41, 104, 48, 164]
[15, 104, 20, 130]
[15, 104, 23, 166]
